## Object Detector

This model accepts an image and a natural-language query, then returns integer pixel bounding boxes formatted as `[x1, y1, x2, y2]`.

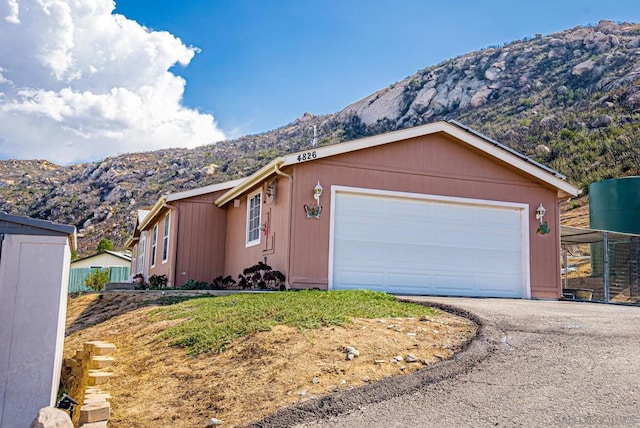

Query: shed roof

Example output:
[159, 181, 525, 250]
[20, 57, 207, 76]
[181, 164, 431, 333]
[0, 212, 77, 251]
[215, 121, 579, 206]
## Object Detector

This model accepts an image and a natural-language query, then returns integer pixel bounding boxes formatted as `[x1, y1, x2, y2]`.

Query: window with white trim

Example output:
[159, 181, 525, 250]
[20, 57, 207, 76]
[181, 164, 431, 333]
[151, 224, 158, 267]
[246, 191, 262, 246]
[131, 246, 137, 273]
[162, 213, 170, 263]
[138, 234, 146, 273]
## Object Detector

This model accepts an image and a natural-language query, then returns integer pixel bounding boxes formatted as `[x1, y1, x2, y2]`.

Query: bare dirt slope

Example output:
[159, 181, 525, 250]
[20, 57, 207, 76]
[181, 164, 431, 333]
[64, 293, 477, 427]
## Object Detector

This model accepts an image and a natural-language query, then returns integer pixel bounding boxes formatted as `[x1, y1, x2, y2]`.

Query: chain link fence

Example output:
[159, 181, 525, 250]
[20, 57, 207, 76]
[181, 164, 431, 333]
[561, 226, 640, 304]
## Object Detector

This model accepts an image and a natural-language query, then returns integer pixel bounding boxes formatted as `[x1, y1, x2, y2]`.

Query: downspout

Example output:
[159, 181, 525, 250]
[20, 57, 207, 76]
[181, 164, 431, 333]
[0, 233, 4, 268]
[274, 164, 293, 288]
[162, 204, 178, 288]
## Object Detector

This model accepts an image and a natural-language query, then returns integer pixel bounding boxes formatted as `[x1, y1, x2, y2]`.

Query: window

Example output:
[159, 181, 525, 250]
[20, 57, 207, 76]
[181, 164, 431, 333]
[246, 191, 262, 246]
[131, 246, 137, 273]
[151, 225, 158, 267]
[138, 233, 146, 273]
[162, 213, 170, 263]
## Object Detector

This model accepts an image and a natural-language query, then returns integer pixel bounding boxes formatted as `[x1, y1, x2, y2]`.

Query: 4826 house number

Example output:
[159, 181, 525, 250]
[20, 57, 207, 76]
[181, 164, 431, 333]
[297, 151, 317, 162]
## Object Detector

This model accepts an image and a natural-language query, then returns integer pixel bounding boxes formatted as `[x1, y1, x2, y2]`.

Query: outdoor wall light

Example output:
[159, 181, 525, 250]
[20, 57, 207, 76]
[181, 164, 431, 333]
[313, 181, 323, 206]
[535, 203, 546, 224]
[536, 203, 550, 235]
[304, 182, 323, 219]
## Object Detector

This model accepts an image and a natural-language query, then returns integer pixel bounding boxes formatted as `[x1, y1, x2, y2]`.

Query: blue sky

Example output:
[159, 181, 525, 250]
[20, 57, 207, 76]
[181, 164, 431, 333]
[1, 0, 639, 164]
[114, 0, 640, 138]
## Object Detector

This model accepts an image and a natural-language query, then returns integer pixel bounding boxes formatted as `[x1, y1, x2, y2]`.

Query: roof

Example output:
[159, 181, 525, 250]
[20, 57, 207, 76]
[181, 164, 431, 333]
[138, 179, 243, 231]
[166, 178, 244, 202]
[71, 250, 131, 264]
[137, 209, 150, 224]
[0, 212, 77, 251]
[215, 121, 579, 206]
[561, 225, 640, 245]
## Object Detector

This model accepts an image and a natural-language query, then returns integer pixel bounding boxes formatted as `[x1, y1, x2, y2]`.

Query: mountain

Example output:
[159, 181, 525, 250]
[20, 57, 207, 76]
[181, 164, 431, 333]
[2, 20, 639, 256]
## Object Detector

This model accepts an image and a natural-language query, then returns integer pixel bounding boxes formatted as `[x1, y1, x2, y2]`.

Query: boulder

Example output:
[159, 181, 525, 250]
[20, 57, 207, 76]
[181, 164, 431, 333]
[29, 407, 73, 428]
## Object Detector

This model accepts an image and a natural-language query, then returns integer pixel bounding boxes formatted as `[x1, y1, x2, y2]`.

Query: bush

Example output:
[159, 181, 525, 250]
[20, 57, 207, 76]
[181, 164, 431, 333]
[149, 274, 168, 289]
[237, 262, 286, 290]
[85, 268, 110, 292]
[212, 275, 236, 290]
[181, 279, 210, 290]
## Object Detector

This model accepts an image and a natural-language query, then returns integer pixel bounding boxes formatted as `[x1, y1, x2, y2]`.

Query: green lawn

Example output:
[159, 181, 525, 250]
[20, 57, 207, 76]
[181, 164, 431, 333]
[150, 290, 437, 355]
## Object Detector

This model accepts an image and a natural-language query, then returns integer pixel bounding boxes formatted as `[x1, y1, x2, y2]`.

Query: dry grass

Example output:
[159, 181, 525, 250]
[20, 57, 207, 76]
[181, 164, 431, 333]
[64, 292, 477, 427]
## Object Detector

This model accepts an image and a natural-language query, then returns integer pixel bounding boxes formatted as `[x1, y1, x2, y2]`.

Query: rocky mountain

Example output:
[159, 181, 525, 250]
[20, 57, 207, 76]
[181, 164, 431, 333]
[2, 20, 639, 256]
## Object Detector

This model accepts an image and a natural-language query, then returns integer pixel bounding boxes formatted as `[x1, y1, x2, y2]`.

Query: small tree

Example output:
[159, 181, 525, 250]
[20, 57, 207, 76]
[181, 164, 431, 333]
[85, 268, 110, 291]
[97, 238, 114, 252]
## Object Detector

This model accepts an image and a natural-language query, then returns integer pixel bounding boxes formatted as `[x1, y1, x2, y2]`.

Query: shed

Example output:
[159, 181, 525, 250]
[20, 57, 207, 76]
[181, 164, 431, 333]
[0, 213, 76, 427]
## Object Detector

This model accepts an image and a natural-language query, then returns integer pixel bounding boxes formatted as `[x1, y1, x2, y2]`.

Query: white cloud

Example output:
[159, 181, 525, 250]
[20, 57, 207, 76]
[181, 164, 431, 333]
[0, 0, 225, 164]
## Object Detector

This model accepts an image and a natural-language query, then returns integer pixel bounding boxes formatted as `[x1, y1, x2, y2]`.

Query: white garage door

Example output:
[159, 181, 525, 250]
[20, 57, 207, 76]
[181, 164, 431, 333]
[330, 188, 530, 298]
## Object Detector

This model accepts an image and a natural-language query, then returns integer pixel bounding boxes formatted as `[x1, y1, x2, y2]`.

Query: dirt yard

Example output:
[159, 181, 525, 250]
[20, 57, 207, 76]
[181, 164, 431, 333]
[64, 292, 477, 427]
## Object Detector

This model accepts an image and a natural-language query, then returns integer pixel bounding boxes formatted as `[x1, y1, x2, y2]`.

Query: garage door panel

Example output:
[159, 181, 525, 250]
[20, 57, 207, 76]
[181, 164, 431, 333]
[333, 269, 385, 290]
[332, 191, 528, 298]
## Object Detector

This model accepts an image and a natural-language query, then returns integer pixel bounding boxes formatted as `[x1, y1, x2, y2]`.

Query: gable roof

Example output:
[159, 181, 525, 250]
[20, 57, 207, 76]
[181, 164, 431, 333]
[215, 121, 579, 206]
[138, 179, 244, 231]
[0, 212, 77, 251]
[71, 250, 131, 265]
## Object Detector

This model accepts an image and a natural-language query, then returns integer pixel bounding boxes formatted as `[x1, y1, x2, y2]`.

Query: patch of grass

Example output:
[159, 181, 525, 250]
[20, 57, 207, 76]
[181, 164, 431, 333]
[151, 290, 437, 355]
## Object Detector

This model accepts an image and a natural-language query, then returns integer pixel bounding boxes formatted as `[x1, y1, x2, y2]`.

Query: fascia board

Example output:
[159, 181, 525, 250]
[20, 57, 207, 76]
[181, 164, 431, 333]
[167, 178, 245, 202]
[215, 159, 285, 207]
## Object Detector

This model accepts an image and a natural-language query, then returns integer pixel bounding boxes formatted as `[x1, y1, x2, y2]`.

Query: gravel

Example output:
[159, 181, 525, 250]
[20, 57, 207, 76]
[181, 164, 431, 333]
[250, 297, 640, 428]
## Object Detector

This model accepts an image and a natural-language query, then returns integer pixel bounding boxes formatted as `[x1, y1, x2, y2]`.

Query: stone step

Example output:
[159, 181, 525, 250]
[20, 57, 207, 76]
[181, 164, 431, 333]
[90, 356, 115, 369]
[87, 371, 112, 386]
[79, 401, 110, 424]
[84, 341, 116, 356]
[79, 421, 108, 428]
[83, 393, 112, 405]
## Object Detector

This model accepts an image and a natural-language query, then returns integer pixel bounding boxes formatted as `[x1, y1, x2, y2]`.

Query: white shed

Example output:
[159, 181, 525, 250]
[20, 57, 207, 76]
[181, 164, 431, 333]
[0, 213, 76, 427]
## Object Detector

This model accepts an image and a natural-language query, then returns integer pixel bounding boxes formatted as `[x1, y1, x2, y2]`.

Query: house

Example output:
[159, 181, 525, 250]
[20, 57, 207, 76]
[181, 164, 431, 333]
[129, 121, 578, 298]
[0, 213, 76, 427]
[71, 250, 131, 269]
[126, 181, 243, 287]
[69, 250, 132, 292]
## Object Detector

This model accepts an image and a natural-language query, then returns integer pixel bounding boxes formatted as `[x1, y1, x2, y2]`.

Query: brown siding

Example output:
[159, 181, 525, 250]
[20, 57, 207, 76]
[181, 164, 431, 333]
[173, 192, 227, 287]
[286, 133, 564, 298]
[224, 176, 291, 282]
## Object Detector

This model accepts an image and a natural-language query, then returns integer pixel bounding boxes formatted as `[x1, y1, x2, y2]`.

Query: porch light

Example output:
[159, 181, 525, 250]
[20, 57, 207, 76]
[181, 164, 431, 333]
[535, 204, 546, 224]
[313, 182, 323, 206]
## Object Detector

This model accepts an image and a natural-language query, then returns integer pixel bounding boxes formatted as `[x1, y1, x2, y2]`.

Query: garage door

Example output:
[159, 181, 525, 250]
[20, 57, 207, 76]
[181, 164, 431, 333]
[330, 188, 529, 298]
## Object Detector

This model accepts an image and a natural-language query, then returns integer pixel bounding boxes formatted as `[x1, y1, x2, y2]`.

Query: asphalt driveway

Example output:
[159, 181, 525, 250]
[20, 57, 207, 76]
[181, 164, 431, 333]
[253, 297, 640, 428]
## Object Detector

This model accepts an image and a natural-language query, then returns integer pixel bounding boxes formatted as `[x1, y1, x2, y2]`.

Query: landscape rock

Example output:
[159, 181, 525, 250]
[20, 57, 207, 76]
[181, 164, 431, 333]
[29, 407, 73, 428]
[345, 345, 360, 360]
[405, 354, 419, 363]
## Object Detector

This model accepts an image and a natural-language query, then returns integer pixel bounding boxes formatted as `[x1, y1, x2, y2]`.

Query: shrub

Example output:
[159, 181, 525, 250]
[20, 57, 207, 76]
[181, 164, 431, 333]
[237, 262, 286, 290]
[211, 275, 237, 290]
[181, 279, 210, 290]
[149, 274, 168, 289]
[84, 268, 110, 292]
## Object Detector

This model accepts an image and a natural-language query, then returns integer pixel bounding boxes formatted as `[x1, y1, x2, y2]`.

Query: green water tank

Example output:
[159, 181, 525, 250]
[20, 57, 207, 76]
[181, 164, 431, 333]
[589, 177, 640, 234]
